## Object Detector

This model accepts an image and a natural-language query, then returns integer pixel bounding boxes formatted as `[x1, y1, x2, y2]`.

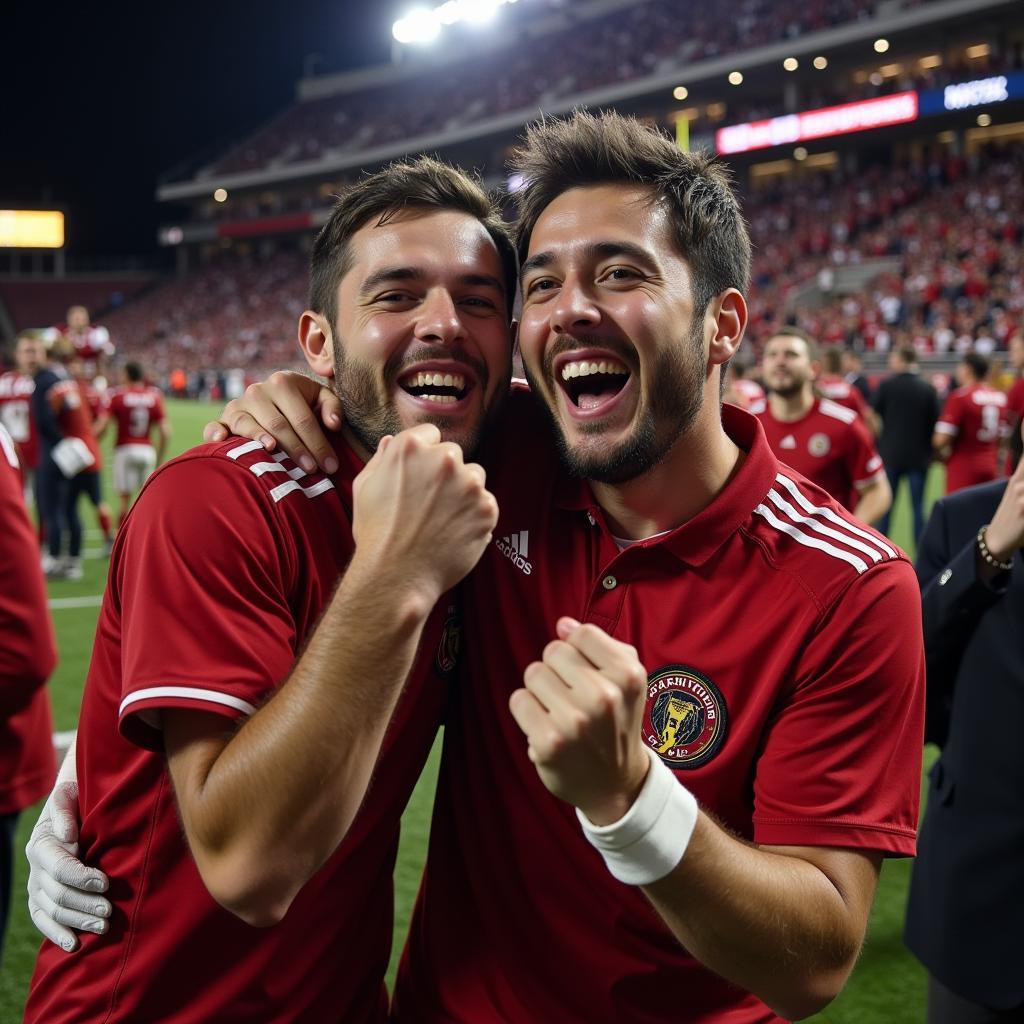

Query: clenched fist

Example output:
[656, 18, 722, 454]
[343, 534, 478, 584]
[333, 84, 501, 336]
[352, 423, 498, 603]
[510, 618, 651, 826]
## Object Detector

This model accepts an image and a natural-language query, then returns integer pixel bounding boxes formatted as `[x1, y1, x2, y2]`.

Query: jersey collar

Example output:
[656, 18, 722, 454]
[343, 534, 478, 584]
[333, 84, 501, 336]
[554, 404, 780, 567]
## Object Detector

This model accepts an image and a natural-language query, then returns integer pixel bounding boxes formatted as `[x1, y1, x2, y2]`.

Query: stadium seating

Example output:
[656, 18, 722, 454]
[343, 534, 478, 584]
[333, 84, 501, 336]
[106, 142, 1022, 379]
[207, 0, 916, 177]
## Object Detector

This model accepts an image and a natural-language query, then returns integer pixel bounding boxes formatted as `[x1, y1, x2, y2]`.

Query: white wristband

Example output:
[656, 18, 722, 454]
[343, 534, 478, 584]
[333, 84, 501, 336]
[577, 746, 699, 886]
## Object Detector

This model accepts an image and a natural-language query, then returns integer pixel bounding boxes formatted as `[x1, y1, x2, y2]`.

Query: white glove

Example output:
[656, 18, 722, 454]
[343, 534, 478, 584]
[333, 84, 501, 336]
[26, 741, 111, 951]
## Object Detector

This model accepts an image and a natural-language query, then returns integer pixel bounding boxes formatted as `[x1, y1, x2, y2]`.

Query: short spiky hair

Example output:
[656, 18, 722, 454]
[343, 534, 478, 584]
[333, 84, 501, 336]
[309, 155, 517, 328]
[510, 110, 751, 313]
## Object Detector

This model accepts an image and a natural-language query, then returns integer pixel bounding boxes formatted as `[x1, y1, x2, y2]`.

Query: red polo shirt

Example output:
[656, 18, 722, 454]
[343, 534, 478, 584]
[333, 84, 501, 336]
[394, 390, 923, 1024]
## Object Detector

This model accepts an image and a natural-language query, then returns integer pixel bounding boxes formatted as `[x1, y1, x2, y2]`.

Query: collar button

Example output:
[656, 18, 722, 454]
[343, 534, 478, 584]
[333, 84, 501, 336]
[602, 574, 618, 591]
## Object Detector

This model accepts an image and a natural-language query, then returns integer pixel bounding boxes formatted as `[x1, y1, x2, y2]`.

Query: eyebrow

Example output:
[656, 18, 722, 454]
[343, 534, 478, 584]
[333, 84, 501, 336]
[359, 266, 505, 297]
[520, 241, 657, 281]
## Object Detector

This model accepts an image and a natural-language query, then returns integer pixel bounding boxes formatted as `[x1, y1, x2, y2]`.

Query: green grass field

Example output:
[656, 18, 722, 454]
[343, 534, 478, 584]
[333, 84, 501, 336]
[0, 399, 944, 1021]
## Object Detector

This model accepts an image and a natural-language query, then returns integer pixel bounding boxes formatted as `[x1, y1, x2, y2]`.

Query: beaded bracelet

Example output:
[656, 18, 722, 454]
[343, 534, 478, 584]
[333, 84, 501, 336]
[977, 526, 1014, 572]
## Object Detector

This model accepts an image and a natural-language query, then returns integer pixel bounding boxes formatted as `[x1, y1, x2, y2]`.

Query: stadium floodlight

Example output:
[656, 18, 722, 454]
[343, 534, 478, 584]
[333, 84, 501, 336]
[783, 57, 798, 72]
[728, 71, 743, 85]
[977, 113, 992, 126]
[874, 38, 890, 53]
[213, 188, 228, 203]
[673, 85, 689, 100]
[813, 55, 828, 70]
[393, 0, 519, 45]
[793, 146, 808, 161]
[393, 7, 441, 44]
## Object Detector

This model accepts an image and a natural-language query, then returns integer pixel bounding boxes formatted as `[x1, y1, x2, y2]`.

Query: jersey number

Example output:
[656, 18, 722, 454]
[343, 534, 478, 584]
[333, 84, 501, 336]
[129, 406, 150, 438]
[977, 404, 1001, 443]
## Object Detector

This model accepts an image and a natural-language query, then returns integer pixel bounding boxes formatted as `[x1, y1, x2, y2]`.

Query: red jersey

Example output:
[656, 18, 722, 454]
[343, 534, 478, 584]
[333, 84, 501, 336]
[752, 397, 885, 512]
[0, 424, 56, 816]
[729, 376, 766, 410]
[935, 383, 1007, 493]
[393, 393, 924, 1024]
[47, 377, 102, 471]
[818, 374, 869, 418]
[0, 369, 39, 469]
[107, 383, 166, 448]
[62, 324, 113, 361]
[26, 436, 455, 1024]
[1004, 377, 1024, 474]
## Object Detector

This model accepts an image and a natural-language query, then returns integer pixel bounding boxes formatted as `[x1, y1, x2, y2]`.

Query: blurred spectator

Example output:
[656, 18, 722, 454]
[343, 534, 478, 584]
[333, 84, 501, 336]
[873, 345, 940, 540]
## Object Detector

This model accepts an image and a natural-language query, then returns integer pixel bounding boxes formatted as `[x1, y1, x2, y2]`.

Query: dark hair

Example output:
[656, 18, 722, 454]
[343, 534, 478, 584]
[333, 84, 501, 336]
[962, 352, 989, 381]
[821, 347, 842, 374]
[510, 110, 751, 315]
[309, 156, 517, 329]
[896, 345, 918, 365]
[769, 324, 820, 362]
[125, 362, 143, 382]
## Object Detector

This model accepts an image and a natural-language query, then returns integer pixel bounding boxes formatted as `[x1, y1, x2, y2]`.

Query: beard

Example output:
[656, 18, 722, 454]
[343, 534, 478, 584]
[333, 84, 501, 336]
[766, 377, 804, 398]
[331, 335, 498, 459]
[525, 319, 706, 485]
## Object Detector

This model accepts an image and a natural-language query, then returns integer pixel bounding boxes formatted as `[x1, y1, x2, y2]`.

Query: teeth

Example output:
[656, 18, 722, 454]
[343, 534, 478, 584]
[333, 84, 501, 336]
[403, 371, 466, 391]
[560, 359, 628, 382]
[420, 394, 457, 404]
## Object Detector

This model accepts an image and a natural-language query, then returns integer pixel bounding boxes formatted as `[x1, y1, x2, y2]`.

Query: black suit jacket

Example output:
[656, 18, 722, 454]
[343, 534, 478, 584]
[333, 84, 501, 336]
[903, 480, 1024, 1009]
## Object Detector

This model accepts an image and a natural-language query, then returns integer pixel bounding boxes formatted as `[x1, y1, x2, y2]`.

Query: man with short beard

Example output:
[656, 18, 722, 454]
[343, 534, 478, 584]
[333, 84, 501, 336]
[34, 114, 925, 1023]
[755, 326, 892, 524]
[23, 157, 510, 1024]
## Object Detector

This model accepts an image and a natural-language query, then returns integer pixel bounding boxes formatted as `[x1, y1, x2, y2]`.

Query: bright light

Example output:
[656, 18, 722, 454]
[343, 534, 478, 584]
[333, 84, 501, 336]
[813, 55, 828, 70]
[393, 0, 518, 44]
[920, 54, 941, 69]
[869, 72, 883, 86]
[977, 113, 992, 126]
[966, 43, 990, 59]
[783, 57, 799, 72]
[673, 85, 689, 100]
[880, 63, 902, 78]
[874, 38, 889, 53]
[728, 71, 744, 86]
[213, 188, 228, 203]
[0, 210, 64, 249]
[393, 7, 440, 44]
[794, 146, 808, 161]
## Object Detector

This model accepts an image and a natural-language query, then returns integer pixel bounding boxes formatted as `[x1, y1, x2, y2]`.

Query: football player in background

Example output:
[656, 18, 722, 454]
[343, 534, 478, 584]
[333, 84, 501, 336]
[723, 358, 764, 410]
[101, 362, 170, 527]
[933, 352, 1007, 494]
[818, 346, 872, 423]
[0, 331, 43, 497]
[61, 305, 114, 386]
[754, 327, 892, 524]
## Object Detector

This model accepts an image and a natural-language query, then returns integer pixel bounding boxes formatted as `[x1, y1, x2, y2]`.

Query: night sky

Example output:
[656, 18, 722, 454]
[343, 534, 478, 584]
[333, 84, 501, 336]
[1, 1, 392, 262]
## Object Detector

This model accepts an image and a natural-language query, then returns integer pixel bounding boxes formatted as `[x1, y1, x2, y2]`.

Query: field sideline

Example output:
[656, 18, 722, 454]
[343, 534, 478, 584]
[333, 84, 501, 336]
[0, 398, 943, 1021]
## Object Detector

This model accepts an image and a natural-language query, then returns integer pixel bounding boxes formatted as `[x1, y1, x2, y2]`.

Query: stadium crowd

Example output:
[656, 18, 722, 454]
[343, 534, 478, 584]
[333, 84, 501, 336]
[209, 0, 922, 175]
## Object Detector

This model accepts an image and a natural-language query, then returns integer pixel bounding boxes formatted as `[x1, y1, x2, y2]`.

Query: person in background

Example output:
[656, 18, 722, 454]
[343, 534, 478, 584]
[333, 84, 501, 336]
[101, 362, 170, 528]
[818, 347, 871, 423]
[724, 359, 765, 410]
[754, 327, 892, 524]
[60, 305, 114, 387]
[904, 421, 1024, 1022]
[933, 352, 1007, 494]
[873, 345, 940, 542]
[842, 347, 872, 404]
[0, 421, 57, 962]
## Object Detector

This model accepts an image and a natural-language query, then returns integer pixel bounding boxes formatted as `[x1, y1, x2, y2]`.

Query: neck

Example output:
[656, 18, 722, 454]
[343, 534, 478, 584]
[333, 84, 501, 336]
[590, 399, 743, 541]
[341, 425, 372, 464]
[768, 384, 814, 422]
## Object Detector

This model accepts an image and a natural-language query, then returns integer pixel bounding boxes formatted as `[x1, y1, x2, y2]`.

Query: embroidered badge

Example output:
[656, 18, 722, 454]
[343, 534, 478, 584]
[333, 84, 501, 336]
[642, 665, 728, 769]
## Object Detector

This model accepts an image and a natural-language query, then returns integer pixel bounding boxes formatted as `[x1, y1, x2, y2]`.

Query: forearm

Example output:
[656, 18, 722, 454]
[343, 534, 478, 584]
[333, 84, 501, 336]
[853, 479, 890, 525]
[169, 555, 438, 923]
[643, 817, 870, 1019]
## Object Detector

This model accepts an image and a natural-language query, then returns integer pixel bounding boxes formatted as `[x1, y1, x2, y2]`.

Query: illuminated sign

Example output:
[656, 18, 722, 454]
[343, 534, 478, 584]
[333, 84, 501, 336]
[0, 210, 65, 249]
[944, 75, 1008, 110]
[716, 92, 918, 155]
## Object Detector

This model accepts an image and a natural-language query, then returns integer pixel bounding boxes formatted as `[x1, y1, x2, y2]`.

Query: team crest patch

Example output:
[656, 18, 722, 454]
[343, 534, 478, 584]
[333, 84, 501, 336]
[808, 433, 831, 457]
[642, 665, 728, 769]
[435, 604, 461, 676]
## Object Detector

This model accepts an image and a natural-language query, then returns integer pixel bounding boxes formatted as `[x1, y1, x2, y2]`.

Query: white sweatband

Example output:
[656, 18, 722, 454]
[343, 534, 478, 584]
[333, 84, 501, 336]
[577, 746, 699, 886]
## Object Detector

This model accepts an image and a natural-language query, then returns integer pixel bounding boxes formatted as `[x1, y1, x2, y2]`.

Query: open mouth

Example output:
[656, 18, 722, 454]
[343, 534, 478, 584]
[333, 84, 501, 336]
[399, 370, 469, 406]
[558, 357, 631, 412]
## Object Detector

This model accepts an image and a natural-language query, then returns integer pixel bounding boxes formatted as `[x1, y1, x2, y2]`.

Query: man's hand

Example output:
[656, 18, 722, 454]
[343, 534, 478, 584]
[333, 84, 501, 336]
[352, 423, 498, 602]
[984, 450, 1024, 562]
[509, 618, 650, 825]
[202, 371, 342, 475]
[26, 781, 111, 952]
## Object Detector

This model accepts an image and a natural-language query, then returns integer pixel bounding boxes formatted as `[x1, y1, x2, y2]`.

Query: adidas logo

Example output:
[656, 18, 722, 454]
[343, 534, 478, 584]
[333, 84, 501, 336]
[780, 434, 797, 449]
[495, 530, 532, 575]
